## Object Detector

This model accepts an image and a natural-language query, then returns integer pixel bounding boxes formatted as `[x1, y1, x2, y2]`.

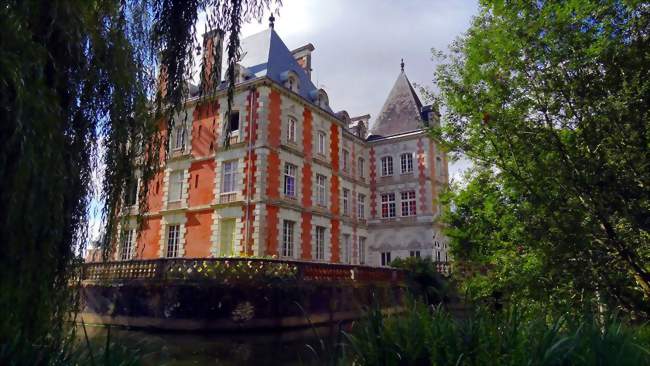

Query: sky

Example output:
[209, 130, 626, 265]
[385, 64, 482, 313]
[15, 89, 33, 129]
[87, 0, 479, 243]
[236, 0, 477, 177]
[237, 0, 478, 118]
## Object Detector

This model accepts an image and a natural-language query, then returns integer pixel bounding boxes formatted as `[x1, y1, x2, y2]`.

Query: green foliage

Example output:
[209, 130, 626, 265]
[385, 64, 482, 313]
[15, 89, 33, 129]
[391, 256, 450, 304]
[0, 0, 279, 362]
[344, 302, 650, 366]
[0, 325, 142, 366]
[432, 1, 650, 317]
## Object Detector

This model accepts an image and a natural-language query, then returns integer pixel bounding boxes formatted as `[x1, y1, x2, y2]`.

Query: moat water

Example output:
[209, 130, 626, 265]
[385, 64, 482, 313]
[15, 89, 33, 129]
[84, 324, 349, 365]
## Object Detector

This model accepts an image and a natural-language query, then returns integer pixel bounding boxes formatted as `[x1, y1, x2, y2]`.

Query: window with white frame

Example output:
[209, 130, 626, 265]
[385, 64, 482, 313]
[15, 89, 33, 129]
[343, 234, 351, 264]
[221, 160, 238, 193]
[358, 157, 365, 179]
[168, 170, 184, 202]
[317, 131, 326, 155]
[172, 124, 186, 150]
[342, 149, 349, 173]
[287, 117, 297, 143]
[342, 188, 350, 216]
[401, 191, 417, 216]
[282, 220, 295, 258]
[120, 229, 135, 260]
[381, 193, 396, 218]
[357, 193, 365, 219]
[381, 251, 392, 266]
[315, 226, 325, 260]
[166, 224, 180, 258]
[283, 163, 297, 197]
[410, 250, 421, 258]
[316, 174, 327, 206]
[381, 156, 393, 176]
[400, 153, 414, 174]
[358, 237, 366, 265]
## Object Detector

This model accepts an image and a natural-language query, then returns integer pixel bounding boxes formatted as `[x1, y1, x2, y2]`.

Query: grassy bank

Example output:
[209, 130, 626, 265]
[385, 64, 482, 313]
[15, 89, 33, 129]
[339, 301, 650, 366]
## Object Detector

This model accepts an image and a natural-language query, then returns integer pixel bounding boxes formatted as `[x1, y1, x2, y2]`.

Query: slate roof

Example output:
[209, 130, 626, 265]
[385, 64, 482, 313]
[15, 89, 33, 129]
[370, 71, 425, 137]
[238, 28, 330, 111]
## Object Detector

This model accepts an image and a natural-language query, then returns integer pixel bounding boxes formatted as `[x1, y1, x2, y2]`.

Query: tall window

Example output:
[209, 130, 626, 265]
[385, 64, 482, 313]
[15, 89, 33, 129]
[381, 193, 396, 218]
[172, 125, 186, 150]
[227, 111, 240, 144]
[283, 163, 297, 197]
[381, 251, 392, 266]
[436, 156, 442, 177]
[401, 191, 417, 216]
[282, 220, 295, 258]
[125, 177, 138, 206]
[357, 193, 365, 219]
[358, 237, 366, 265]
[317, 131, 326, 155]
[400, 153, 414, 174]
[343, 234, 351, 264]
[342, 149, 350, 173]
[287, 117, 297, 143]
[381, 156, 393, 176]
[342, 189, 350, 216]
[166, 225, 180, 258]
[229, 111, 240, 132]
[316, 174, 327, 206]
[358, 157, 365, 179]
[168, 170, 184, 202]
[221, 160, 238, 193]
[315, 226, 325, 260]
[120, 229, 135, 260]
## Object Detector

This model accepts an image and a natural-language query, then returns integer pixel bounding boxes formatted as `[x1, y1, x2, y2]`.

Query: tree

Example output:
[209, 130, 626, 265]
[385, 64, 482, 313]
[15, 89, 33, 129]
[434, 1, 649, 317]
[0, 0, 278, 361]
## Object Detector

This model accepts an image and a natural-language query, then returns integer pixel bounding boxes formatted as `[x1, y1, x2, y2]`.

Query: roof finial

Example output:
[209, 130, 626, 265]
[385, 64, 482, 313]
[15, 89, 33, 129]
[269, 14, 275, 29]
[400, 58, 405, 72]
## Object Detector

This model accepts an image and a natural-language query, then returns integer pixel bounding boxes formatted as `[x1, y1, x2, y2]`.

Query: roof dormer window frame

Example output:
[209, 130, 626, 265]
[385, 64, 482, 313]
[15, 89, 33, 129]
[281, 70, 300, 94]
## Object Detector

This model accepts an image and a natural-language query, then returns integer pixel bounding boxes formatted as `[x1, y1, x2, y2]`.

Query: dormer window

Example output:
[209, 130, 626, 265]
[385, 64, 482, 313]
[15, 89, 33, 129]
[287, 75, 299, 92]
[311, 89, 329, 109]
[281, 70, 300, 93]
[317, 92, 328, 108]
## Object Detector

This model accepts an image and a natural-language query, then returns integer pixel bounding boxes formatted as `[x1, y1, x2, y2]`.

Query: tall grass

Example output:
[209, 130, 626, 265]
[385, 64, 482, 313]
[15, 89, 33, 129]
[342, 301, 650, 366]
[0, 324, 142, 366]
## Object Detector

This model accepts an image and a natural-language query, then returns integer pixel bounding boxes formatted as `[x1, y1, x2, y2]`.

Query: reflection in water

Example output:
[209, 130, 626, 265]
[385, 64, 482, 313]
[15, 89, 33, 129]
[83, 323, 350, 366]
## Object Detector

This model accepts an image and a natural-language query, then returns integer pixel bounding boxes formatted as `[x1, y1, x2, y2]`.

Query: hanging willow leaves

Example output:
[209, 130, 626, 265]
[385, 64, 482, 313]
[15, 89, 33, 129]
[0, 0, 280, 361]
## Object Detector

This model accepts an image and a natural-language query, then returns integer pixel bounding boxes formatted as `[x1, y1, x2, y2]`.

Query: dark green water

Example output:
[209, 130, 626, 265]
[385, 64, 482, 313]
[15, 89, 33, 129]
[84, 324, 348, 365]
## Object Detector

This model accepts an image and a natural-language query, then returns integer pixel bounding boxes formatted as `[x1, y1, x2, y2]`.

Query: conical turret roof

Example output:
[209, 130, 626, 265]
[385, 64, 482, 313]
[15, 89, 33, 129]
[370, 71, 424, 137]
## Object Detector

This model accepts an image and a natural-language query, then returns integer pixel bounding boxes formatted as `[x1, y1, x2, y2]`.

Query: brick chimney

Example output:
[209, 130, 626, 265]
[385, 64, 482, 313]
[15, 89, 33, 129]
[291, 43, 314, 80]
[201, 29, 224, 94]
